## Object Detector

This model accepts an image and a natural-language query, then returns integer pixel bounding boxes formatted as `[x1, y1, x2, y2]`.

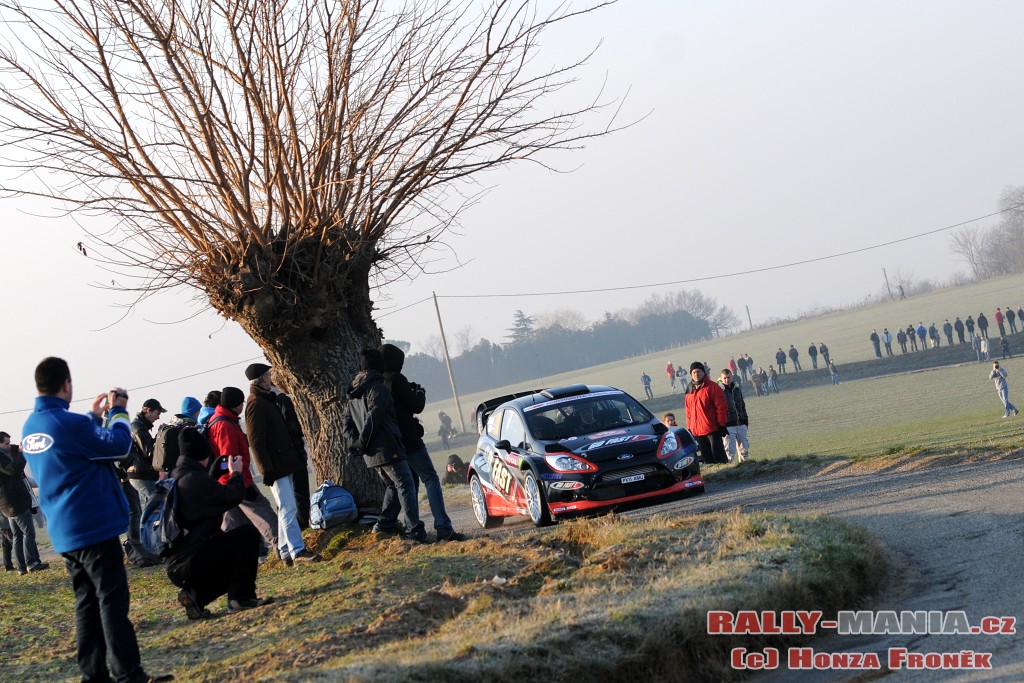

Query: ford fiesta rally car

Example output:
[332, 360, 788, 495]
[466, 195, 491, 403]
[468, 384, 705, 528]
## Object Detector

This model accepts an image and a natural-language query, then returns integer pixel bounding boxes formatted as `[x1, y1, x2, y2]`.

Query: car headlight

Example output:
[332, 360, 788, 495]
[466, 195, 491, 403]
[544, 454, 597, 473]
[658, 431, 680, 458]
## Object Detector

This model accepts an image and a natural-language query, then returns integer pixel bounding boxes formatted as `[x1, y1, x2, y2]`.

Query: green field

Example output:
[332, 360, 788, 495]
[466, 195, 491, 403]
[423, 271, 1024, 466]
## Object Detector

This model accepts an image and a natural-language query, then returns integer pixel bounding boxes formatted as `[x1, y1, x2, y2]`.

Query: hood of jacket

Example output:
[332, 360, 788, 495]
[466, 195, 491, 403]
[348, 370, 383, 400]
[381, 343, 406, 373]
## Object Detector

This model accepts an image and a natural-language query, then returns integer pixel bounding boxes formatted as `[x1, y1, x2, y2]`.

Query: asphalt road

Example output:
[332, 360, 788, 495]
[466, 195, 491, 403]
[446, 453, 1024, 682]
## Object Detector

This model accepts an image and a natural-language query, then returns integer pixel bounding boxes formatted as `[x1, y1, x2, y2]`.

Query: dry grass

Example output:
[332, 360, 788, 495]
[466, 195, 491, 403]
[0, 511, 884, 682]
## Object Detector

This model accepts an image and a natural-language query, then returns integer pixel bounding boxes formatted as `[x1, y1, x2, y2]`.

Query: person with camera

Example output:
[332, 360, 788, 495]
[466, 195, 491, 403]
[0, 432, 48, 574]
[168, 427, 273, 619]
[21, 357, 172, 683]
[989, 361, 1019, 419]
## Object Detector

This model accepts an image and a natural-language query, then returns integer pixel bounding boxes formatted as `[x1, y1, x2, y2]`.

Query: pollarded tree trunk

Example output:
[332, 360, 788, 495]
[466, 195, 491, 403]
[219, 250, 387, 507]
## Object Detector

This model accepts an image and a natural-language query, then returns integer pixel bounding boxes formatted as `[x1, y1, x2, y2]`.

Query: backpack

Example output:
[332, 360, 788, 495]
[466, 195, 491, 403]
[140, 477, 184, 558]
[309, 479, 358, 529]
[153, 423, 182, 472]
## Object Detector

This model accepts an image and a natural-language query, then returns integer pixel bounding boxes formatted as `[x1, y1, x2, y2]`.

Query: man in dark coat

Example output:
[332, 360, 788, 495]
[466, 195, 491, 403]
[0, 433, 48, 574]
[273, 390, 311, 530]
[817, 344, 829, 366]
[168, 427, 273, 618]
[978, 313, 989, 340]
[344, 349, 428, 543]
[245, 363, 319, 564]
[1007, 307, 1018, 335]
[807, 343, 818, 369]
[966, 316, 976, 339]
[896, 327, 908, 354]
[942, 319, 954, 346]
[775, 348, 787, 373]
[954, 317, 966, 344]
[717, 370, 750, 462]
[869, 329, 882, 358]
[381, 344, 462, 542]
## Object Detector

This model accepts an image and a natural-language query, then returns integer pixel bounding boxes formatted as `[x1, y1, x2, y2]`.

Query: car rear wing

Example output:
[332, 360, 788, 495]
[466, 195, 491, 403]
[473, 390, 540, 435]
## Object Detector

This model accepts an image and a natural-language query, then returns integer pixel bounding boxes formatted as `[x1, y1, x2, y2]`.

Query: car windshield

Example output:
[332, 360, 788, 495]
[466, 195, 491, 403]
[524, 392, 654, 440]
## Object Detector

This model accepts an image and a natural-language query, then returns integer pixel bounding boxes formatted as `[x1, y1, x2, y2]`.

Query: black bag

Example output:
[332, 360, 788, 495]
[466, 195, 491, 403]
[123, 538, 162, 567]
[140, 478, 184, 559]
[152, 423, 182, 473]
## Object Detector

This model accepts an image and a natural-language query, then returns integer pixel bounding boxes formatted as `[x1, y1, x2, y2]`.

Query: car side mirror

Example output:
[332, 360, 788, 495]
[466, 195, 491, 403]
[653, 422, 668, 434]
[544, 442, 568, 453]
[494, 439, 512, 452]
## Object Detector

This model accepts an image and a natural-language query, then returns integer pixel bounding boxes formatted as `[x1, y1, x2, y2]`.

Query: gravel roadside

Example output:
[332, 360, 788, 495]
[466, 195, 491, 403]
[445, 453, 1024, 682]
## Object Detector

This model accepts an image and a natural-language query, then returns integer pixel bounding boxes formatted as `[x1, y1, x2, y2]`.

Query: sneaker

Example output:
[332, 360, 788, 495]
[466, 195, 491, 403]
[1015, 409, 1020, 416]
[227, 596, 275, 613]
[371, 524, 401, 537]
[291, 549, 321, 564]
[408, 533, 432, 545]
[177, 588, 212, 620]
[257, 553, 269, 565]
[281, 556, 294, 567]
[27, 561, 49, 572]
[436, 530, 465, 543]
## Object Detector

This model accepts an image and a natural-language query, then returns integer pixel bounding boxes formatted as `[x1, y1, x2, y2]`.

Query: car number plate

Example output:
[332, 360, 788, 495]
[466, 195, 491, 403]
[621, 474, 645, 484]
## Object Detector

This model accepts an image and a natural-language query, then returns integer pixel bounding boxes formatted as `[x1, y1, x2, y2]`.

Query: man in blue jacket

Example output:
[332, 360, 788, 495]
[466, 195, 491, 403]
[21, 357, 171, 683]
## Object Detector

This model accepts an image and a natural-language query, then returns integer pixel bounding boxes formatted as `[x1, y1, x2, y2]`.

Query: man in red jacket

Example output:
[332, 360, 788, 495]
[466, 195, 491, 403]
[683, 361, 729, 465]
[207, 386, 282, 564]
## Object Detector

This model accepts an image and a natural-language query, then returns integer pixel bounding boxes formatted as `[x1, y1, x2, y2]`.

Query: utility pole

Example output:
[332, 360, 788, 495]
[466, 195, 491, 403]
[745, 305, 753, 331]
[883, 268, 893, 300]
[433, 292, 467, 434]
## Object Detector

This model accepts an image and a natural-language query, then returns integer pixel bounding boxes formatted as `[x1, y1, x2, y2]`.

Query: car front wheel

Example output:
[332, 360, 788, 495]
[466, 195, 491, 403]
[524, 471, 553, 527]
[470, 474, 504, 529]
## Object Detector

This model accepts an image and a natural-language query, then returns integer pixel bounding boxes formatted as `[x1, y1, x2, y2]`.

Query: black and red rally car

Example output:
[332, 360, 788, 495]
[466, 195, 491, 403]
[467, 384, 705, 528]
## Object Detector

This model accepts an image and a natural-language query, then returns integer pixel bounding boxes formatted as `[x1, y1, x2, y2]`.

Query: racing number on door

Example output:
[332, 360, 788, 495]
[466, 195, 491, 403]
[489, 455, 515, 496]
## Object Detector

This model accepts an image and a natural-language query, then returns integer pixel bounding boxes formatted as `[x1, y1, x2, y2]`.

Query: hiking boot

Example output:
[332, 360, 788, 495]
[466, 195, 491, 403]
[291, 549, 321, 565]
[281, 555, 294, 567]
[27, 561, 49, 572]
[436, 530, 465, 543]
[227, 596, 275, 613]
[408, 533, 431, 545]
[371, 524, 401, 537]
[177, 588, 211, 620]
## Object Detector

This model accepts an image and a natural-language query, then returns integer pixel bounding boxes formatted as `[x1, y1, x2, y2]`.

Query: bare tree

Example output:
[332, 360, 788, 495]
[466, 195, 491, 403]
[417, 335, 445, 361]
[534, 308, 589, 331]
[949, 226, 989, 280]
[0, 0, 618, 502]
[451, 325, 478, 355]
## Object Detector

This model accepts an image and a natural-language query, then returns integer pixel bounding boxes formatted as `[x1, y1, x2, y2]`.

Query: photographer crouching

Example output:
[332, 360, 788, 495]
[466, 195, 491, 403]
[166, 427, 274, 619]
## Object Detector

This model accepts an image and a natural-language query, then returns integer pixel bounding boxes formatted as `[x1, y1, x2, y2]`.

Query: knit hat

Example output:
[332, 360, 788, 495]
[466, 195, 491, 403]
[179, 426, 212, 462]
[179, 396, 202, 418]
[689, 361, 705, 372]
[244, 363, 271, 381]
[220, 386, 245, 410]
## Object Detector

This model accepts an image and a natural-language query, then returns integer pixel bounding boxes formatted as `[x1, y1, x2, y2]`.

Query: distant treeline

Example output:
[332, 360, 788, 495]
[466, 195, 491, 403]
[400, 309, 712, 402]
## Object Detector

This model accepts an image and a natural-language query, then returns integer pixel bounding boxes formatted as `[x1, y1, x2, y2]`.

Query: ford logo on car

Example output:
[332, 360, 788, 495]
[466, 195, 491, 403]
[617, 453, 634, 460]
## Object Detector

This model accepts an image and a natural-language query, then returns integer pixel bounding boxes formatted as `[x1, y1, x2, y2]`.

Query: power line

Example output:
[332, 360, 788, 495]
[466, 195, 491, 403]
[436, 208, 1011, 299]
[0, 355, 265, 417]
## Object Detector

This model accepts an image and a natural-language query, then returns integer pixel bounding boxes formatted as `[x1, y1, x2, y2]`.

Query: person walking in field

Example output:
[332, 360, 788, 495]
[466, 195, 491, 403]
[665, 362, 676, 392]
[640, 372, 653, 400]
[989, 361, 1019, 419]
[829, 359, 839, 385]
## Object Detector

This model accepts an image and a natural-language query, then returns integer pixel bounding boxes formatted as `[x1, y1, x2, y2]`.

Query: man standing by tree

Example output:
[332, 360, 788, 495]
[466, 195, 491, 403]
[21, 357, 170, 683]
[244, 364, 320, 565]
[344, 349, 428, 543]
[684, 362, 729, 465]
[381, 344, 463, 542]
[0, 432, 48, 574]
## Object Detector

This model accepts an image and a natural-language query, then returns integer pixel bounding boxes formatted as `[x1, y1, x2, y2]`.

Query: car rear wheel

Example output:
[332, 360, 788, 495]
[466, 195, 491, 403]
[470, 474, 504, 529]
[524, 471, 553, 527]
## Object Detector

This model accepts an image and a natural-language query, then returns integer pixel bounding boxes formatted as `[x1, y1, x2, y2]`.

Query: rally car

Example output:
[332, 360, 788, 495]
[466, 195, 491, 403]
[467, 384, 705, 528]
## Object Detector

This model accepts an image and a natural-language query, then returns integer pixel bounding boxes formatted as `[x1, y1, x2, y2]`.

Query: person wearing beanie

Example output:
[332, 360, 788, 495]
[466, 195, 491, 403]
[343, 348, 428, 543]
[244, 364, 320, 565]
[166, 427, 272, 618]
[684, 361, 730, 465]
[381, 343, 463, 542]
[207, 386, 283, 565]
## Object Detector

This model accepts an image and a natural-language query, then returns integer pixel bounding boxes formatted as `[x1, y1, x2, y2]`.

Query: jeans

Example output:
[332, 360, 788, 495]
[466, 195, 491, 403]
[269, 474, 305, 559]
[999, 388, 1018, 417]
[810, 356, 818, 369]
[375, 460, 425, 538]
[406, 446, 453, 536]
[129, 479, 155, 511]
[63, 536, 148, 683]
[695, 433, 729, 464]
[8, 508, 41, 569]
[121, 481, 141, 543]
[831, 372, 839, 385]
[723, 425, 749, 461]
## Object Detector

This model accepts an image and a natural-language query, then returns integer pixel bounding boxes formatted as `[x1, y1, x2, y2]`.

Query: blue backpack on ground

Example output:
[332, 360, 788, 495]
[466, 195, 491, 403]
[140, 477, 184, 558]
[309, 479, 358, 529]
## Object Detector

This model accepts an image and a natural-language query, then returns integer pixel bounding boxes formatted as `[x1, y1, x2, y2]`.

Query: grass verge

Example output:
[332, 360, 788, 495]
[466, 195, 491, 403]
[0, 511, 884, 682]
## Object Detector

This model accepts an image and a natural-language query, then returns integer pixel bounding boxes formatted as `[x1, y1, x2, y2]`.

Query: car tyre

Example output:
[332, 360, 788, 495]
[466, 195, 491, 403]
[470, 474, 504, 529]
[524, 470, 553, 527]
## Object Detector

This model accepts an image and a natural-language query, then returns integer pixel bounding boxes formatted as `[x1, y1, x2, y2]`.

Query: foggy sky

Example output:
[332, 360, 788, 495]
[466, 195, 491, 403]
[1, 0, 1022, 435]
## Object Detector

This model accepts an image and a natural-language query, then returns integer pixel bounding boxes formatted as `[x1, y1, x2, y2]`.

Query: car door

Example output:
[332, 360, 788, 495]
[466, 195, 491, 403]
[486, 408, 529, 511]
